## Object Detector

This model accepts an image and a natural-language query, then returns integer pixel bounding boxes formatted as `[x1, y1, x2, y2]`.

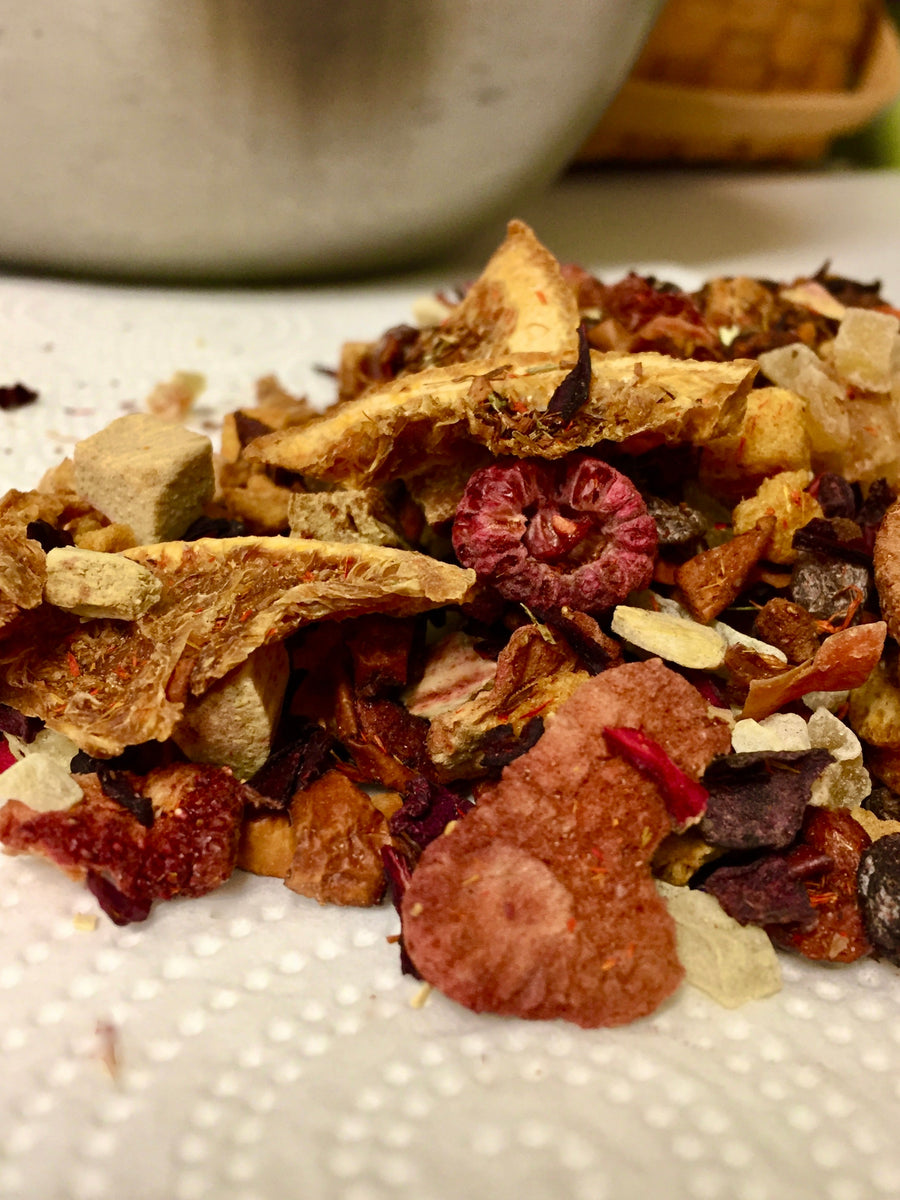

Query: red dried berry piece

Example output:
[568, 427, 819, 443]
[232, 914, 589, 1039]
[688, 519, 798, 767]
[603, 726, 708, 829]
[452, 454, 657, 617]
[768, 808, 872, 963]
[0, 763, 248, 923]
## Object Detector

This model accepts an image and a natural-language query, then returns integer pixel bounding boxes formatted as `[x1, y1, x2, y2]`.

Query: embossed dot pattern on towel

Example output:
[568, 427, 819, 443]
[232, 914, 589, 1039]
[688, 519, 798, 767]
[3, 855, 900, 1200]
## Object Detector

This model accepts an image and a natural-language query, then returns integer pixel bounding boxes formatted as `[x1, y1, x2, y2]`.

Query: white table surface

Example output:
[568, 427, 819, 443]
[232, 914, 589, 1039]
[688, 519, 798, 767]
[2, 168, 900, 1200]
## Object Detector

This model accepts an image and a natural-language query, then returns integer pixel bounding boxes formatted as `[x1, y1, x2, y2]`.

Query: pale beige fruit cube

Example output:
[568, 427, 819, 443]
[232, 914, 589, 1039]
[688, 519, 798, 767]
[44, 546, 162, 620]
[172, 642, 289, 780]
[287, 489, 405, 548]
[848, 660, 900, 749]
[73, 413, 214, 545]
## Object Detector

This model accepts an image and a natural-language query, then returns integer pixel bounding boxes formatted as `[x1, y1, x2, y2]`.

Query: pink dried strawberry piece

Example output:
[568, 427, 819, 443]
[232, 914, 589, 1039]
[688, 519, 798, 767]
[400, 659, 731, 1027]
[603, 726, 708, 829]
[451, 454, 657, 617]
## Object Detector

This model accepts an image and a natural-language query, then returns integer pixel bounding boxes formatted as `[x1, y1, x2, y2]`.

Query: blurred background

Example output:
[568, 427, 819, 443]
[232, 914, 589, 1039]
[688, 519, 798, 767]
[0, 0, 898, 281]
[575, 0, 900, 167]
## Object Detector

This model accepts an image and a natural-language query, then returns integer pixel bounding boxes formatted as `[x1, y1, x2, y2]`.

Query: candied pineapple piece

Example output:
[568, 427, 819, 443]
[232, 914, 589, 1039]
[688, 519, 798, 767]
[656, 881, 782, 1008]
[840, 395, 900, 487]
[732, 470, 821, 564]
[833, 307, 899, 394]
[757, 344, 849, 457]
[0, 753, 83, 812]
[807, 706, 870, 810]
[848, 660, 900, 749]
[699, 387, 811, 499]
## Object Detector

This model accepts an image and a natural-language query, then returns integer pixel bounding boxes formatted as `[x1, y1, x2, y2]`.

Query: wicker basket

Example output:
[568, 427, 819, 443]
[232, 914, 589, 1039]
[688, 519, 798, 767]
[579, 0, 900, 163]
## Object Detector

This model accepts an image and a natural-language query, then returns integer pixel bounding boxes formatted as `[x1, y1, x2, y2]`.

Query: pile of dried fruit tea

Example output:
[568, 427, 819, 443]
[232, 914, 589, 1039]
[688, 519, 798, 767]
[4, 220, 900, 1028]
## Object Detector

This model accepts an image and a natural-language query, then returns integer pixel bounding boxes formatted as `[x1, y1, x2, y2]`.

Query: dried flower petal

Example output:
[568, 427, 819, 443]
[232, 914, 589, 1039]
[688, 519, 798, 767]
[603, 726, 708, 829]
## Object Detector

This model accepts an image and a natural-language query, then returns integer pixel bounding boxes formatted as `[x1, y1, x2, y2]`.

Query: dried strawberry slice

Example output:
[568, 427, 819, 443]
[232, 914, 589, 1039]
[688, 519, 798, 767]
[452, 454, 657, 617]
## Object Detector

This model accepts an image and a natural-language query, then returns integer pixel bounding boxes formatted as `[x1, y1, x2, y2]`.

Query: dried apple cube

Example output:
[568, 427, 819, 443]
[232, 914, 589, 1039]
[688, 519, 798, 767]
[173, 642, 290, 780]
[44, 546, 162, 620]
[848, 659, 900, 749]
[73, 413, 215, 545]
[757, 344, 849, 456]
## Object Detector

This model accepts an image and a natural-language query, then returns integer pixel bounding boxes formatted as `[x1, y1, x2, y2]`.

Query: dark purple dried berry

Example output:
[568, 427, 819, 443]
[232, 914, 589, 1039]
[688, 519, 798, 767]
[86, 870, 152, 926]
[858, 833, 900, 964]
[25, 519, 73, 553]
[183, 515, 249, 541]
[546, 325, 591, 423]
[703, 855, 817, 928]
[792, 518, 871, 566]
[246, 719, 335, 808]
[96, 768, 154, 828]
[380, 845, 420, 977]
[479, 717, 544, 770]
[699, 749, 833, 850]
[388, 775, 474, 854]
[70, 742, 178, 776]
[811, 474, 857, 520]
[857, 478, 896, 550]
[863, 786, 900, 822]
[0, 704, 43, 744]
[233, 411, 273, 448]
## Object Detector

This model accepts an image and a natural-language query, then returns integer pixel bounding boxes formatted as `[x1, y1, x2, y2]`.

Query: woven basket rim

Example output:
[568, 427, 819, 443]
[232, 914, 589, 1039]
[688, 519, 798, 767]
[579, 10, 900, 158]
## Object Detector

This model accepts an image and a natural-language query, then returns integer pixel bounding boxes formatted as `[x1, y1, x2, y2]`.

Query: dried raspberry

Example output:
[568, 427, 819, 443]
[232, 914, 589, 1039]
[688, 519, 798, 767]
[452, 455, 657, 617]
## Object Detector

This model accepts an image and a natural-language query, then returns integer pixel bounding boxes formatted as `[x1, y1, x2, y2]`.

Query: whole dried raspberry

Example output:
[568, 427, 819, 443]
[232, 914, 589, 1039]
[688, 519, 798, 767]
[451, 455, 657, 617]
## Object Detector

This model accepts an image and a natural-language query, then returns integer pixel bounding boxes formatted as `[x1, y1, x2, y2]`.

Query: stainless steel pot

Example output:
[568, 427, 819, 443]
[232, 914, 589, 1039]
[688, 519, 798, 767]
[0, 0, 662, 279]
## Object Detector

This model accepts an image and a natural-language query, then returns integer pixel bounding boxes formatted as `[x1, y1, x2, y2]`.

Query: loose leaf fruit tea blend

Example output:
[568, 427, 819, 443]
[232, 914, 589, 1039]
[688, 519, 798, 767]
[4, 220, 900, 1025]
